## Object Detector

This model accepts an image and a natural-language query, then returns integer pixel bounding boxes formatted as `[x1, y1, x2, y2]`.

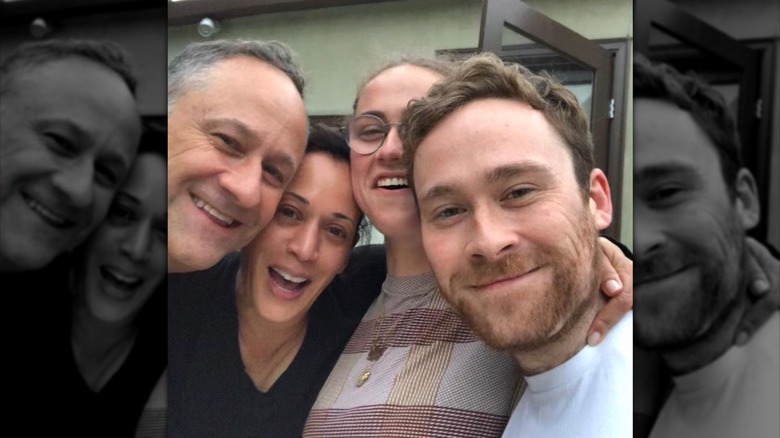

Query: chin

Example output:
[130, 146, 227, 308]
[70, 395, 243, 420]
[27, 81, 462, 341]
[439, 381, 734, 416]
[88, 300, 135, 324]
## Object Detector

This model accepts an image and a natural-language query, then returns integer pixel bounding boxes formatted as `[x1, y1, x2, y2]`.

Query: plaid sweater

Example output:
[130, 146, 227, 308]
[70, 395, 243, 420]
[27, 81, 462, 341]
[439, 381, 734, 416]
[304, 273, 525, 438]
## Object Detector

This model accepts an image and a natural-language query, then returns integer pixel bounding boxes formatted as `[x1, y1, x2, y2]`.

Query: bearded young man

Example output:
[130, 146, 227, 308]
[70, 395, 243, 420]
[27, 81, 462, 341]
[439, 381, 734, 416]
[402, 53, 632, 438]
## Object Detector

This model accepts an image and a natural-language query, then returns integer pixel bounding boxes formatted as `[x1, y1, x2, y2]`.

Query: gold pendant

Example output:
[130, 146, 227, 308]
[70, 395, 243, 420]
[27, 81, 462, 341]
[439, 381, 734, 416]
[367, 343, 387, 361]
[355, 369, 371, 387]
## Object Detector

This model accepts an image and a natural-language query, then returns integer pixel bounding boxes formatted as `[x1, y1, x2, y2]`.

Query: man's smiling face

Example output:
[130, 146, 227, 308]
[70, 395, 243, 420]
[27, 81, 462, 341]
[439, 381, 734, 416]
[166, 56, 307, 272]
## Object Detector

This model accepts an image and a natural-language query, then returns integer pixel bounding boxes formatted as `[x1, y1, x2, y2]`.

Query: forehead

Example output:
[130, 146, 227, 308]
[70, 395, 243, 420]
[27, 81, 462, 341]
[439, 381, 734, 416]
[356, 65, 442, 118]
[10, 57, 140, 156]
[291, 153, 355, 204]
[12, 57, 131, 99]
[635, 98, 722, 179]
[182, 56, 307, 155]
[414, 98, 573, 189]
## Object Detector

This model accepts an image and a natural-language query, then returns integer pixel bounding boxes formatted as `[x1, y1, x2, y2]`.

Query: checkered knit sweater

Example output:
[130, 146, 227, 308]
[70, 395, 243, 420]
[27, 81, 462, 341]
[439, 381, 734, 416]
[304, 272, 525, 437]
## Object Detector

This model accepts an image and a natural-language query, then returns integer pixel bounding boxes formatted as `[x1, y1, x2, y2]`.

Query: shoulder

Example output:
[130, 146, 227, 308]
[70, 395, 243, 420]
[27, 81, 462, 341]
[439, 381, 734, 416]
[311, 245, 386, 326]
[169, 252, 240, 300]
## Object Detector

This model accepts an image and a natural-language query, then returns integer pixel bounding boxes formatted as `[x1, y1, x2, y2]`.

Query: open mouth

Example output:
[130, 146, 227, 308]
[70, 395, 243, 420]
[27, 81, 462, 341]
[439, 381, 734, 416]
[376, 177, 409, 191]
[22, 194, 74, 228]
[100, 266, 143, 299]
[269, 267, 310, 292]
[191, 194, 240, 228]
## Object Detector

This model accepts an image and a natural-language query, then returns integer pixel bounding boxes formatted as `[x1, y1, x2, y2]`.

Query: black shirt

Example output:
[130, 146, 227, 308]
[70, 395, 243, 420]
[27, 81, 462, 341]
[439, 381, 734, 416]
[168, 245, 386, 437]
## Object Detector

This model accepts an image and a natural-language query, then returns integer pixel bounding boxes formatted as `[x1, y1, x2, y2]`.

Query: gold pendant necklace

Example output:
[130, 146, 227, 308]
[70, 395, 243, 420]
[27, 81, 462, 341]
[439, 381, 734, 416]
[355, 292, 400, 387]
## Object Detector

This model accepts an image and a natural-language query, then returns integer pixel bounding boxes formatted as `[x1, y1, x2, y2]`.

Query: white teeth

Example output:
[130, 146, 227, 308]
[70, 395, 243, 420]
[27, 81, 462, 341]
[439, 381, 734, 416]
[105, 267, 140, 285]
[377, 177, 408, 188]
[192, 195, 235, 226]
[272, 267, 307, 284]
[27, 198, 68, 225]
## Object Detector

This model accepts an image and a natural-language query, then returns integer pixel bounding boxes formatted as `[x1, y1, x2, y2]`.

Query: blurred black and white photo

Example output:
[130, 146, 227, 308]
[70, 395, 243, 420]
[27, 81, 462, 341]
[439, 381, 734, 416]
[1, 1, 167, 436]
[633, 0, 779, 437]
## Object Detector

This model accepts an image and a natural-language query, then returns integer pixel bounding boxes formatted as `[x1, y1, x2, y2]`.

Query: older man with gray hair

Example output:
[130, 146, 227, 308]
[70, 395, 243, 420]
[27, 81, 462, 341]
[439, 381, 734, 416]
[167, 39, 309, 273]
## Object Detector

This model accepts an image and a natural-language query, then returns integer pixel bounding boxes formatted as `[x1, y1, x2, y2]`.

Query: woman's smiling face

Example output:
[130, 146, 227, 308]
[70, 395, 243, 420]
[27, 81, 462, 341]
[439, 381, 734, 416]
[241, 152, 361, 324]
[80, 152, 167, 323]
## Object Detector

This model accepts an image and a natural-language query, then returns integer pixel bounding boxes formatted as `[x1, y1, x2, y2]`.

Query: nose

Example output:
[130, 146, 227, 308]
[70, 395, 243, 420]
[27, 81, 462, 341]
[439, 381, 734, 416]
[465, 205, 520, 264]
[219, 158, 263, 209]
[51, 159, 94, 208]
[633, 209, 666, 260]
[120, 222, 152, 262]
[289, 221, 319, 262]
[375, 124, 403, 163]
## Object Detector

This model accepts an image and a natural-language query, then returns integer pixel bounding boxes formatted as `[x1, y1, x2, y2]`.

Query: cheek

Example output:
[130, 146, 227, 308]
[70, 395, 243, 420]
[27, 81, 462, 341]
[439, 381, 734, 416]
[259, 192, 284, 229]
[422, 229, 459, 277]
[670, 204, 738, 255]
[148, 240, 167, 278]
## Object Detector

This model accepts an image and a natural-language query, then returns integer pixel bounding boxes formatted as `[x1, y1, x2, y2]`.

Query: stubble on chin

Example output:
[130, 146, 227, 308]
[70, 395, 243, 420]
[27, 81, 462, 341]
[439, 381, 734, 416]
[444, 219, 601, 353]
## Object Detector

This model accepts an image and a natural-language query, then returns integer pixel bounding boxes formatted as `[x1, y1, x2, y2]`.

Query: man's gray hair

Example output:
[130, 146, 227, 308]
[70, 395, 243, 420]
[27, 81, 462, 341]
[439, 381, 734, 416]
[0, 39, 137, 97]
[167, 39, 305, 112]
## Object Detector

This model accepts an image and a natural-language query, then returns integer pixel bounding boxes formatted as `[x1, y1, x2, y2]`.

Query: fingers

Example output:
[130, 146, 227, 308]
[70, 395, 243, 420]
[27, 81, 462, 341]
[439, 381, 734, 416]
[589, 237, 634, 346]
[744, 237, 778, 297]
[587, 290, 633, 346]
[735, 237, 779, 344]
[597, 237, 631, 296]
[734, 301, 776, 345]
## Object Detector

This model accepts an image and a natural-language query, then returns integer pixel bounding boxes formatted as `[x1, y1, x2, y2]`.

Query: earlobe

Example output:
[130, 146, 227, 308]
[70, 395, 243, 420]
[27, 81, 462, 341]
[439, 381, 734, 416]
[588, 169, 613, 231]
[734, 168, 760, 230]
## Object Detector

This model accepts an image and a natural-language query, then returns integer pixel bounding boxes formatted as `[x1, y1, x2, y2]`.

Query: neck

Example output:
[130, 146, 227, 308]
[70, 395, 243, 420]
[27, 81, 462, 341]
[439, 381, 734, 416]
[511, 290, 606, 376]
[660, 292, 748, 375]
[384, 229, 432, 277]
[167, 254, 189, 273]
[71, 304, 137, 392]
[71, 304, 136, 358]
[235, 269, 308, 392]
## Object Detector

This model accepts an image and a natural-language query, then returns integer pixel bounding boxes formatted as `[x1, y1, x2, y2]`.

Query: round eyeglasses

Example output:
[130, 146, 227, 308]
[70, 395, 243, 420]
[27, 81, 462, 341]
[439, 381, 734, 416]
[344, 114, 403, 155]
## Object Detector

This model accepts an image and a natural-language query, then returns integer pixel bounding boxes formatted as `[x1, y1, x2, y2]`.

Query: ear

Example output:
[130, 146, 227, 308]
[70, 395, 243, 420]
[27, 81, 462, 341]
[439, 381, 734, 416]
[734, 168, 760, 231]
[588, 169, 613, 231]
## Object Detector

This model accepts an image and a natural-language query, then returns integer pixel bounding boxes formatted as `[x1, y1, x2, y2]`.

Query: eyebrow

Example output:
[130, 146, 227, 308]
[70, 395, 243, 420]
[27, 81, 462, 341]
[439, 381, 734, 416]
[113, 191, 141, 206]
[357, 110, 388, 120]
[201, 117, 256, 142]
[38, 118, 131, 175]
[420, 162, 554, 203]
[203, 117, 297, 172]
[486, 163, 554, 184]
[286, 192, 356, 225]
[635, 162, 703, 184]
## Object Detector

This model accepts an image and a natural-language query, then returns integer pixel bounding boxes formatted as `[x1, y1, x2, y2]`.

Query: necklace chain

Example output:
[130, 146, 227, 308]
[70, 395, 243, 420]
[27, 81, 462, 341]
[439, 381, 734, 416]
[355, 292, 402, 387]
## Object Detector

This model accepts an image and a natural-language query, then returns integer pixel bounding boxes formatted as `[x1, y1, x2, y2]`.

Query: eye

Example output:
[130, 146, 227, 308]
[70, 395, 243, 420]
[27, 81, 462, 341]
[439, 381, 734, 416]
[43, 133, 77, 156]
[357, 125, 386, 140]
[505, 186, 535, 201]
[434, 206, 464, 220]
[263, 164, 285, 186]
[95, 163, 120, 188]
[275, 205, 300, 222]
[327, 225, 349, 240]
[647, 184, 685, 206]
[107, 202, 135, 225]
[214, 133, 242, 156]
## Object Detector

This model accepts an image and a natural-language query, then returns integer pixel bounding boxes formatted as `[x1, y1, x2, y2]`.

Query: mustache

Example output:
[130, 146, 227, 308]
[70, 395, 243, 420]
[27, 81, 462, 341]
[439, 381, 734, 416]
[453, 254, 546, 288]
[635, 249, 696, 285]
